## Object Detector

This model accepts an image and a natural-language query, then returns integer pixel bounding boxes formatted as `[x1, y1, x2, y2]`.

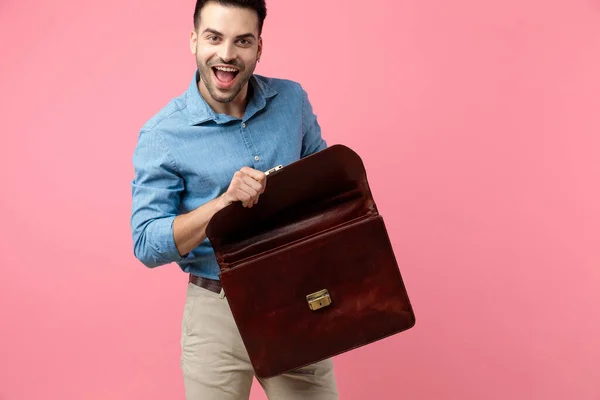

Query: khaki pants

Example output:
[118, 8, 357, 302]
[180, 282, 339, 399]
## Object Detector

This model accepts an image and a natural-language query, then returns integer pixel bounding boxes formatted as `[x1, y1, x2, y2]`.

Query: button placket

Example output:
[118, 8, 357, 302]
[241, 120, 262, 169]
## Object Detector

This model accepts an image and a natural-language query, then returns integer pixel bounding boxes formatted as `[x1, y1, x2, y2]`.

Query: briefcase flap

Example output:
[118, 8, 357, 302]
[206, 144, 377, 269]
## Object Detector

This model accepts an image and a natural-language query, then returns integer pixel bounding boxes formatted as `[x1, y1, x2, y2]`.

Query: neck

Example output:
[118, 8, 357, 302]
[198, 79, 250, 119]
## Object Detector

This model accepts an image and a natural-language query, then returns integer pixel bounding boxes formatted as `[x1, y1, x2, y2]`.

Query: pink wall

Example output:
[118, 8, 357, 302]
[1, 0, 599, 398]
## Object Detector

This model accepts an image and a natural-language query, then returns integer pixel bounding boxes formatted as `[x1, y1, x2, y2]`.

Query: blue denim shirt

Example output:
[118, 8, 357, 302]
[131, 70, 327, 279]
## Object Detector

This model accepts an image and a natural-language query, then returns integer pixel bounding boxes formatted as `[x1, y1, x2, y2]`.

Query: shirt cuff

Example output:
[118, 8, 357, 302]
[148, 216, 187, 263]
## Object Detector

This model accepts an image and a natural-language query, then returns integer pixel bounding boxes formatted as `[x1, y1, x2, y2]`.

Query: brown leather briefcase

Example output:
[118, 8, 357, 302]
[205, 144, 416, 378]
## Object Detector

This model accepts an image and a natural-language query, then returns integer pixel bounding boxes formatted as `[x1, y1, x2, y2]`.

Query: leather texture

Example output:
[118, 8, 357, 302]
[206, 144, 416, 378]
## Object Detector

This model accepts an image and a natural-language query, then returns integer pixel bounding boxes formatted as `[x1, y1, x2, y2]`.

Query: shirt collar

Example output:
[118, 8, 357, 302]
[186, 70, 277, 125]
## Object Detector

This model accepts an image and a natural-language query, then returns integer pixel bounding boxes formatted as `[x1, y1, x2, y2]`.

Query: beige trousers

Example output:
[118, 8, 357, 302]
[180, 282, 339, 400]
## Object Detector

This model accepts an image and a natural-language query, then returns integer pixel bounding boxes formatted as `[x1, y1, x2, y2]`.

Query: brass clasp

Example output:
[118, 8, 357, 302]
[306, 289, 332, 311]
[265, 165, 283, 176]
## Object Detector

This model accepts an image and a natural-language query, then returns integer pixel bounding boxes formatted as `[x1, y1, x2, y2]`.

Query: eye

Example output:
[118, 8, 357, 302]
[207, 35, 220, 43]
[237, 39, 251, 46]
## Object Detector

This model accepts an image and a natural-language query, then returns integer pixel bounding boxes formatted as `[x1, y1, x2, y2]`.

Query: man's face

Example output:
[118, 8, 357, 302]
[190, 2, 262, 104]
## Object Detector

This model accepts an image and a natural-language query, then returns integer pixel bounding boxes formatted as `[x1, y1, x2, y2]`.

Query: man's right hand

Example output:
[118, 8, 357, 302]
[172, 167, 267, 256]
[219, 167, 267, 209]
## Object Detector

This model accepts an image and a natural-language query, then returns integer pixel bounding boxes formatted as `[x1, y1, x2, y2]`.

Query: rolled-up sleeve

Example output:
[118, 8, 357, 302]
[130, 128, 186, 268]
[300, 87, 328, 158]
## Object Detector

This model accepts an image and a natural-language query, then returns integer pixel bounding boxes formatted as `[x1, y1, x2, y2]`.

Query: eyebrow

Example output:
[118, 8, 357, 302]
[202, 28, 256, 40]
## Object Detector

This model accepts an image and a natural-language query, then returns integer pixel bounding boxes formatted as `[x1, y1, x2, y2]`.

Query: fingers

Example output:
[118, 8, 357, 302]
[227, 168, 268, 208]
[241, 173, 264, 194]
[237, 183, 259, 208]
[239, 166, 267, 194]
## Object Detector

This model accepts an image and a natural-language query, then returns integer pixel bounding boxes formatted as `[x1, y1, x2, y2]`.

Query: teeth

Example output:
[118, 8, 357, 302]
[214, 66, 238, 72]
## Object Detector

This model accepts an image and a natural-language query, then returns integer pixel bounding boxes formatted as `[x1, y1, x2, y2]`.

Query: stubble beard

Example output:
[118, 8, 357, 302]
[197, 55, 257, 104]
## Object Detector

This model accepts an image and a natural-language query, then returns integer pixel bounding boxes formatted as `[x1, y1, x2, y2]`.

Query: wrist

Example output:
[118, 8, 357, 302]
[214, 193, 231, 212]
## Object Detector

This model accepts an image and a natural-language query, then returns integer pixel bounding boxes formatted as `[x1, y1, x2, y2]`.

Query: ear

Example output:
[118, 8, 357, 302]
[257, 37, 263, 61]
[190, 30, 198, 55]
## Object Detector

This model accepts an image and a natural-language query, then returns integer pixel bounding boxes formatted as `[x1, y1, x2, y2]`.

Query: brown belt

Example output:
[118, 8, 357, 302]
[189, 274, 223, 294]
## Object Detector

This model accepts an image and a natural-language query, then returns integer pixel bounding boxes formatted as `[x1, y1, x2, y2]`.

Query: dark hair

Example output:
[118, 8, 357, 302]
[194, 0, 267, 36]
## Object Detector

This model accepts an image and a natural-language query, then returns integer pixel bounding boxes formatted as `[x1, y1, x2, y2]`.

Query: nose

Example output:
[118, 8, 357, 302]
[217, 42, 236, 63]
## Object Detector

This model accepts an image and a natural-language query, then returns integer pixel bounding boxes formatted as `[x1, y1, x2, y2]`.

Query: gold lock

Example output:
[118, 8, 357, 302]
[306, 289, 332, 311]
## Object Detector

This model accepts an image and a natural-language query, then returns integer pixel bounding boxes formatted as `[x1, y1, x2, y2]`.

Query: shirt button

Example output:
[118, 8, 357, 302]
[254, 156, 260, 161]
[242, 122, 246, 128]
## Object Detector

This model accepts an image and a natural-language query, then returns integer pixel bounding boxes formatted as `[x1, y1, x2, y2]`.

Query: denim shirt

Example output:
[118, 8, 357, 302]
[130, 70, 327, 279]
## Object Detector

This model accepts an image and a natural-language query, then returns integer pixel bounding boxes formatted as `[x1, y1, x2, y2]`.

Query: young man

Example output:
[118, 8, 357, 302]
[130, 1, 338, 398]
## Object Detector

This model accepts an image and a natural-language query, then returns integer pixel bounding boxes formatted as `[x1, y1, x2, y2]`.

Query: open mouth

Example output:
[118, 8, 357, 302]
[212, 66, 239, 85]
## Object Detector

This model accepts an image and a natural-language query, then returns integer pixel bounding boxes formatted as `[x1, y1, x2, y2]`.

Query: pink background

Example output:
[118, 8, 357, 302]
[1, 0, 599, 398]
